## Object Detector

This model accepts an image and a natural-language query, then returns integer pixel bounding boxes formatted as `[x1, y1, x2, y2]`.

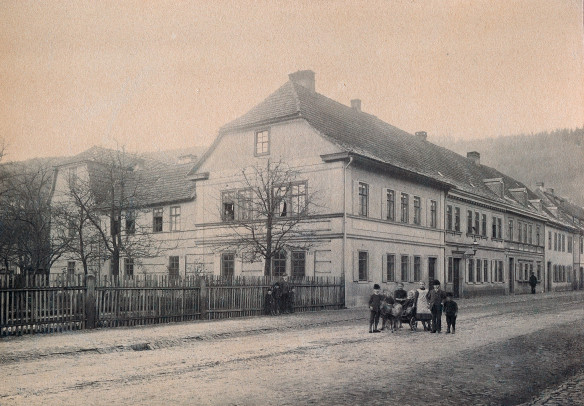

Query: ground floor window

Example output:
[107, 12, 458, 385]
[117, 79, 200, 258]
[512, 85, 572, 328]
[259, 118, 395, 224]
[468, 259, 474, 283]
[358, 251, 368, 281]
[401, 255, 409, 282]
[124, 258, 134, 277]
[272, 250, 287, 277]
[483, 259, 489, 283]
[169, 256, 180, 278]
[67, 261, 76, 275]
[476, 259, 482, 283]
[386, 254, 395, 282]
[291, 251, 305, 278]
[413, 256, 421, 282]
[221, 253, 235, 278]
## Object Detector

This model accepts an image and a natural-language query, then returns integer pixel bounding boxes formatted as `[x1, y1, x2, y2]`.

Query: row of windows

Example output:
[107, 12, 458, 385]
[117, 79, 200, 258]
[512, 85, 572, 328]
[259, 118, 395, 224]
[358, 183, 437, 228]
[357, 252, 437, 283]
[221, 251, 306, 278]
[508, 219, 541, 246]
[151, 206, 181, 232]
[548, 231, 572, 253]
[466, 258, 505, 283]
[552, 264, 572, 283]
[515, 261, 542, 282]
[222, 183, 307, 221]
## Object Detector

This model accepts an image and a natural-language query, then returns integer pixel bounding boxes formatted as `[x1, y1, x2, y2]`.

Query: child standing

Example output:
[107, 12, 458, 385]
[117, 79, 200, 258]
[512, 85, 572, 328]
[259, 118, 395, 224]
[368, 284, 383, 333]
[443, 292, 458, 334]
[265, 289, 276, 316]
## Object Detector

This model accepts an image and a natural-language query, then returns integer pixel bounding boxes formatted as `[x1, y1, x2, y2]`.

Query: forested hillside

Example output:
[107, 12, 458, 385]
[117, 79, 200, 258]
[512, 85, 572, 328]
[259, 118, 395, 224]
[433, 128, 584, 206]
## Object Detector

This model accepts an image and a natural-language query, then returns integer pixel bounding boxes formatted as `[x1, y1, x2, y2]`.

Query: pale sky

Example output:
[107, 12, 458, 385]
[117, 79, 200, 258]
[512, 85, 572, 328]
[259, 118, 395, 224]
[1, 0, 583, 162]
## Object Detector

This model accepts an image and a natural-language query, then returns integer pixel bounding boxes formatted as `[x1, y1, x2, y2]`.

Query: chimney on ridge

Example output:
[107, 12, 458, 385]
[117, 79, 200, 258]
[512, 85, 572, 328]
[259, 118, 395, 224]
[288, 70, 315, 92]
[535, 181, 545, 190]
[467, 151, 480, 166]
[415, 131, 427, 140]
[350, 99, 362, 112]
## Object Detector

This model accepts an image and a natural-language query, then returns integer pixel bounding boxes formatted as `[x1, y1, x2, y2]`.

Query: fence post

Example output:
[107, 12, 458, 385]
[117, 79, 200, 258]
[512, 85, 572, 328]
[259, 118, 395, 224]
[199, 277, 208, 320]
[85, 274, 97, 329]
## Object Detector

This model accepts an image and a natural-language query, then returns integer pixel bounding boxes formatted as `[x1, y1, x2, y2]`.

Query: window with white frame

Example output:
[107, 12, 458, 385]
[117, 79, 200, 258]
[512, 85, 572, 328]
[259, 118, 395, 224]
[169, 256, 180, 278]
[291, 251, 306, 278]
[170, 206, 181, 231]
[358, 182, 368, 217]
[221, 253, 235, 278]
[272, 250, 287, 277]
[153, 208, 163, 232]
[124, 258, 134, 277]
[255, 130, 270, 156]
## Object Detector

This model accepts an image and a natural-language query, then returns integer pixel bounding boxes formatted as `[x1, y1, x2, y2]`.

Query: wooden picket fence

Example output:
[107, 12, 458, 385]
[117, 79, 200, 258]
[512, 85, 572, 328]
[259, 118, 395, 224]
[1, 274, 344, 336]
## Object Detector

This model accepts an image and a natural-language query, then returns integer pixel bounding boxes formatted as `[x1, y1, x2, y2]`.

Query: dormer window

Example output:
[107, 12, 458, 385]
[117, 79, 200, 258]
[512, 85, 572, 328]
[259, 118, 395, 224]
[255, 130, 270, 156]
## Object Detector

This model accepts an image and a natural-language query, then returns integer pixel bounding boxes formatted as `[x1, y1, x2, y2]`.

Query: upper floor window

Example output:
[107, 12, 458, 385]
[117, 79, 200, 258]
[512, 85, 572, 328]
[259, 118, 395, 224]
[568, 236, 573, 253]
[454, 207, 460, 232]
[548, 231, 552, 250]
[153, 208, 163, 232]
[386, 189, 395, 221]
[491, 217, 497, 239]
[536, 226, 540, 246]
[481, 214, 487, 237]
[255, 130, 270, 156]
[528, 224, 532, 245]
[401, 193, 409, 223]
[474, 211, 480, 236]
[170, 206, 181, 231]
[125, 211, 136, 235]
[358, 182, 368, 217]
[286, 183, 307, 216]
[430, 200, 437, 228]
[508, 219, 514, 241]
[413, 196, 421, 225]
[446, 205, 453, 231]
[467, 210, 473, 234]
[518, 221, 522, 242]
[222, 191, 236, 221]
[523, 223, 528, 244]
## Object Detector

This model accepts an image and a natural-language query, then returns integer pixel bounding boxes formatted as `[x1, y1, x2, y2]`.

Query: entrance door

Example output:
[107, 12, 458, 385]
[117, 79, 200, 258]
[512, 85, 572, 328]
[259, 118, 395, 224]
[453, 258, 461, 298]
[508, 258, 515, 294]
[547, 262, 552, 292]
[428, 257, 436, 286]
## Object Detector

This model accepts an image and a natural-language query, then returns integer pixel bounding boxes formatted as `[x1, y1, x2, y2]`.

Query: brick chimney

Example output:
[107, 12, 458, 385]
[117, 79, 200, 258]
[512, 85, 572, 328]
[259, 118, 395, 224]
[467, 151, 480, 166]
[535, 182, 545, 190]
[288, 70, 315, 92]
[350, 99, 361, 112]
[415, 131, 427, 140]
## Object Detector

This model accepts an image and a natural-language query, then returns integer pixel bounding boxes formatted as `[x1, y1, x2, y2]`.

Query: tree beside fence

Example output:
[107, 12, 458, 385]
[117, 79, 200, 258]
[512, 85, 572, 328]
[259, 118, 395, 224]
[1, 274, 344, 336]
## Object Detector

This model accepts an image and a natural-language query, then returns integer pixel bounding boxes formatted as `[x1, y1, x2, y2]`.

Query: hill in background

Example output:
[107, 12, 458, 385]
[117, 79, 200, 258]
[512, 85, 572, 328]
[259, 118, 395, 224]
[432, 127, 584, 207]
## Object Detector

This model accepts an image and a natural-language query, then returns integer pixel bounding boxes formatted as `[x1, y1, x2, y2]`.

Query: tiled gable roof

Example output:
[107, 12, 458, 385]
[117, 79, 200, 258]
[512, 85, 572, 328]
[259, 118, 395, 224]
[219, 76, 540, 214]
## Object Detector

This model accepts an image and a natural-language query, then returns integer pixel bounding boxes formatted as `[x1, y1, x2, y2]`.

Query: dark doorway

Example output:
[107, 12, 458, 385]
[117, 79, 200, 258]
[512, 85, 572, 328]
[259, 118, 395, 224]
[508, 258, 515, 294]
[580, 267, 583, 290]
[428, 257, 436, 286]
[547, 261, 552, 292]
[453, 258, 461, 298]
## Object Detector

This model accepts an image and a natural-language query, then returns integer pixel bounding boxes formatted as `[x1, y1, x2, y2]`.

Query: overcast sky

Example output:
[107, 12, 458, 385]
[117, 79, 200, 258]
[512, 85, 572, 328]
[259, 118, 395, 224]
[1, 0, 583, 162]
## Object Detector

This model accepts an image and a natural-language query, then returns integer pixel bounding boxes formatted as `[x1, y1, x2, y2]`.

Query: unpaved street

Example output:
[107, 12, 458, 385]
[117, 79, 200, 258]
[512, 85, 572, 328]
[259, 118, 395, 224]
[2, 292, 584, 405]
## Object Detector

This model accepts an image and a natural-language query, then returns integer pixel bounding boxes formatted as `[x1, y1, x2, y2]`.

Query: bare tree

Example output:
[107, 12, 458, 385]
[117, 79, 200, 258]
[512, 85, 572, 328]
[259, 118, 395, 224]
[63, 147, 169, 277]
[217, 159, 319, 276]
[0, 162, 70, 275]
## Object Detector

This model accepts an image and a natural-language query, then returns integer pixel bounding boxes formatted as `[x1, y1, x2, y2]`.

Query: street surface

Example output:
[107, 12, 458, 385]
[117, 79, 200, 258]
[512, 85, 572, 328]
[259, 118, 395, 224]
[2, 291, 584, 405]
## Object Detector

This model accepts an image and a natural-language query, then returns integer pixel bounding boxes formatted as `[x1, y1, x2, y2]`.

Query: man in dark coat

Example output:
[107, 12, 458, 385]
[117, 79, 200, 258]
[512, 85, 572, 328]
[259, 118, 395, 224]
[426, 280, 447, 333]
[529, 272, 538, 294]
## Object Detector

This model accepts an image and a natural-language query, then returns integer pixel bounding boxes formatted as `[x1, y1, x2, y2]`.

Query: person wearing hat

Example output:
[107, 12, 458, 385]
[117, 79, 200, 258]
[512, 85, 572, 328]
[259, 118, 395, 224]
[368, 283, 383, 333]
[426, 280, 447, 333]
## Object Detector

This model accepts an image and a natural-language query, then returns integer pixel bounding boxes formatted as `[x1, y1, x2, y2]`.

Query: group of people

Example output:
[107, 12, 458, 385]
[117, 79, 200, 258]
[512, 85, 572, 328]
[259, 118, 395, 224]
[265, 280, 295, 315]
[369, 280, 458, 334]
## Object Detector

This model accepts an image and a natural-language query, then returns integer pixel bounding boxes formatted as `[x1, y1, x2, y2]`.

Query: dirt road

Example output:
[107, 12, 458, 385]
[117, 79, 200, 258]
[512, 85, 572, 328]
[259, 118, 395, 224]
[2, 292, 584, 405]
